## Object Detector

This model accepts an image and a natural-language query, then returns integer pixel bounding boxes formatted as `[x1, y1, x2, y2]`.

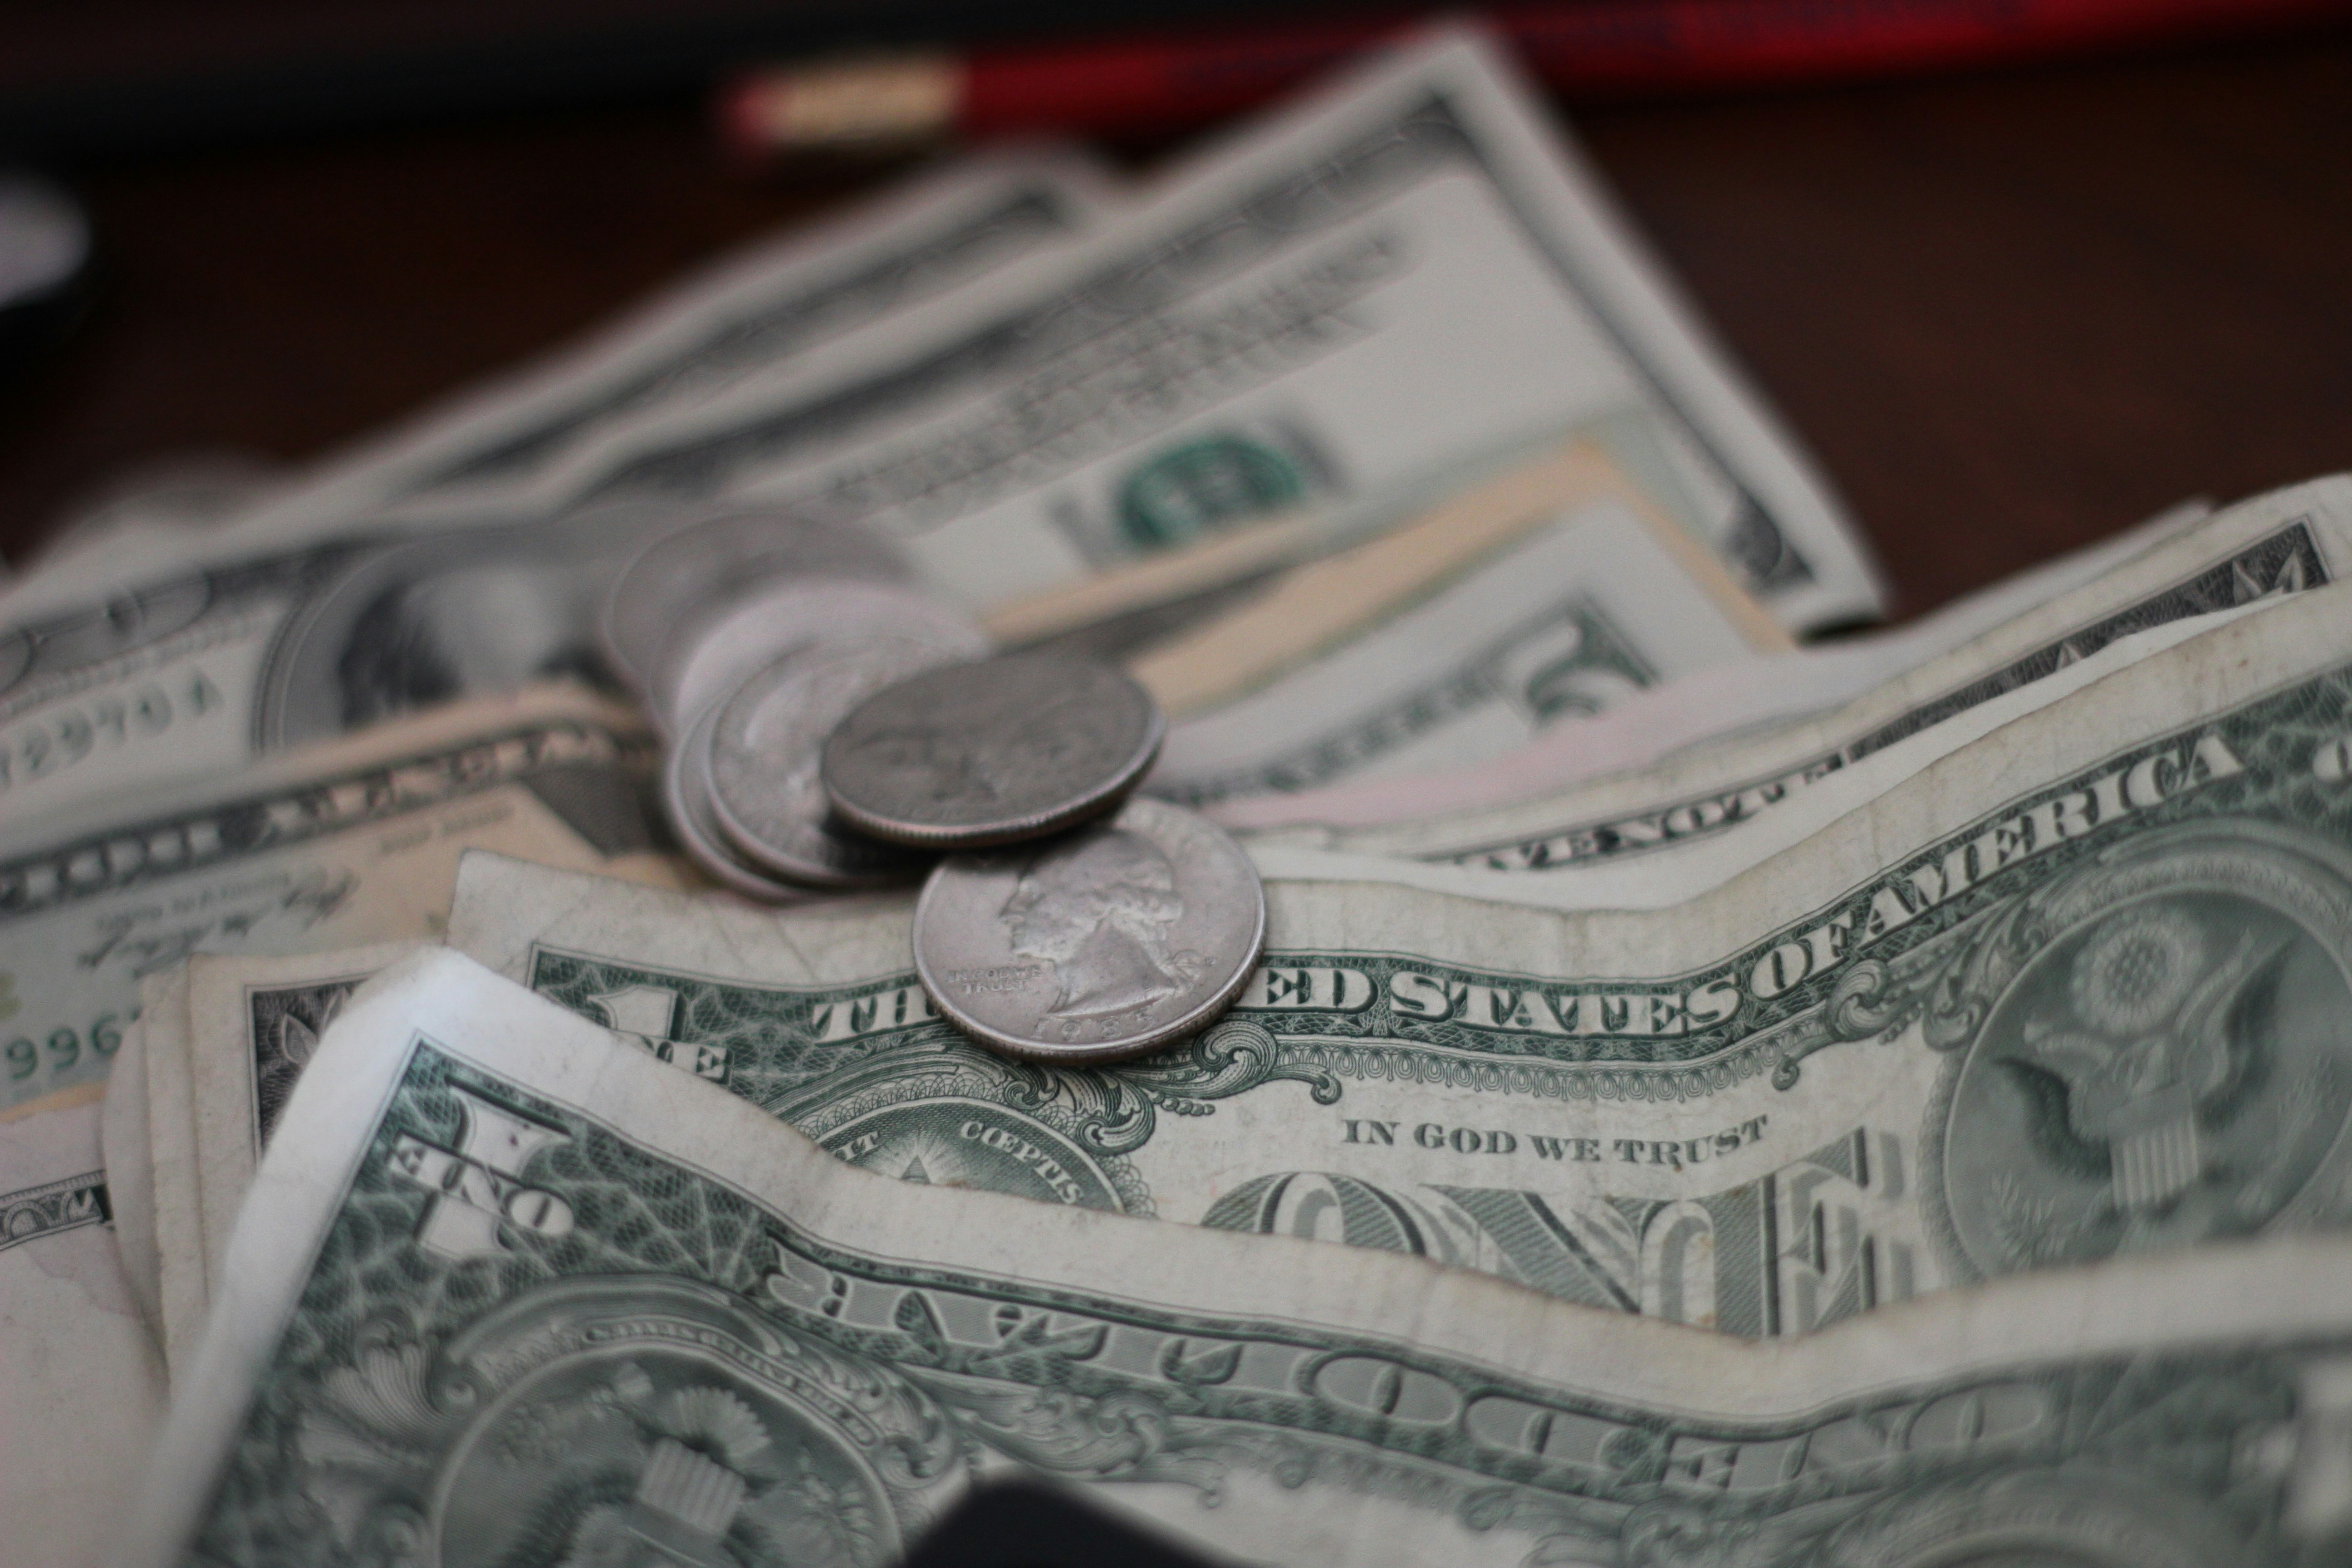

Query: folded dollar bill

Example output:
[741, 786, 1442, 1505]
[0, 684, 668, 1107]
[228, 152, 1119, 544]
[119, 947, 2352, 1566]
[423, 581, 2352, 1342]
[118, 943, 425, 1367]
[1220, 472, 2348, 873]
[1247, 593, 2280, 909]
[347, 29, 1879, 630]
[1206, 488, 2225, 838]
[1146, 450, 1789, 804]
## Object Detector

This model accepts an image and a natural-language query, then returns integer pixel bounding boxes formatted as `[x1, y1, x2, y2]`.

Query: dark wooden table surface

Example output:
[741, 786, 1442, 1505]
[4, 32, 2349, 620]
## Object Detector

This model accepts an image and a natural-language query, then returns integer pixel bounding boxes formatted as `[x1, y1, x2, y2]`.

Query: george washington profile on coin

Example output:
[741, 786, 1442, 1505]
[912, 798, 1264, 1064]
[1000, 825, 1206, 1020]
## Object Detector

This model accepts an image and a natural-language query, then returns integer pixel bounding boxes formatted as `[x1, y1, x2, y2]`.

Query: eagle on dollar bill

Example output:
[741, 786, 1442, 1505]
[2014, 902, 2288, 1214]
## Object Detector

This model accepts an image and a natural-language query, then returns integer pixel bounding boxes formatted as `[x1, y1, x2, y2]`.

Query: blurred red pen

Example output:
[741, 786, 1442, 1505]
[722, 0, 2352, 156]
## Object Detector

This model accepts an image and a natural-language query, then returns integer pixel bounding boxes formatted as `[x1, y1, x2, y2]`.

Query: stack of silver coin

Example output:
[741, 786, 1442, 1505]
[605, 509, 1266, 1064]
[599, 506, 989, 901]
[822, 654, 1267, 1064]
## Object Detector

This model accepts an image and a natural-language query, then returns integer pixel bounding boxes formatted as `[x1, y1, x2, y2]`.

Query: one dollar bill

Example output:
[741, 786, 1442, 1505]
[122, 947, 2352, 1567]
[0, 685, 668, 1105]
[1220, 472, 2348, 867]
[389, 30, 1880, 630]
[434, 579, 2352, 1337]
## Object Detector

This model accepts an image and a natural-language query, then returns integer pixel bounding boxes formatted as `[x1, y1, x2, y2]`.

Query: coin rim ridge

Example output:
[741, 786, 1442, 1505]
[662, 699, 811, 902]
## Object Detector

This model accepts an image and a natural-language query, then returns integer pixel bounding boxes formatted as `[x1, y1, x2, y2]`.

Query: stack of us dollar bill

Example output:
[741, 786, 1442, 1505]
[9, 23, 2352, 1568]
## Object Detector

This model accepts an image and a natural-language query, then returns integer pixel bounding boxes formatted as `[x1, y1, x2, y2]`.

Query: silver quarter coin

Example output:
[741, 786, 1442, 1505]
[706, 637, 959, 889]
[822, 654, 1164, 848]
[600, 504, 911, 692]
[911, 797, 1265, 1064]
[653, 576, 984, 735]
[659, 699, 810, 903]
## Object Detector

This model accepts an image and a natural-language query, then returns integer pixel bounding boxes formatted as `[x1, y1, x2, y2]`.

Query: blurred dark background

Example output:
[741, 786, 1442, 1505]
[3, 1, 2350, 618]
